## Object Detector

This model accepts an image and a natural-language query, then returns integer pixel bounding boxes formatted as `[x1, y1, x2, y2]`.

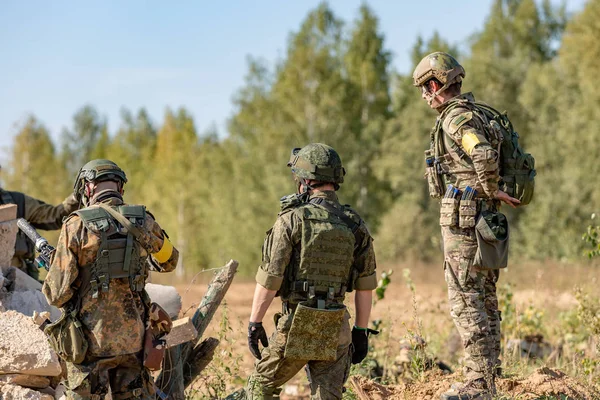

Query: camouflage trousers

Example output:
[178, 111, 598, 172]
[442, 226, 501, 381]
[246, 309, 353, 400]
[65, 351, 154, 400]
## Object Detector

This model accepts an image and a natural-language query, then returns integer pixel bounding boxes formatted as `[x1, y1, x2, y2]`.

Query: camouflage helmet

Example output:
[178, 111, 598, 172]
[287, 143, 345, 184]
[73, 159, 127, 203]
[412, 52, 465, 93]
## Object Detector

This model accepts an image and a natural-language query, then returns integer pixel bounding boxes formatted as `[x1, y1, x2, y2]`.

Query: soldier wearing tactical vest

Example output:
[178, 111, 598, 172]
[0, 165, 79, 280]
[245, 144, 378, 400]
[42, 159, 178, 400]
[414, 52, 522, 400]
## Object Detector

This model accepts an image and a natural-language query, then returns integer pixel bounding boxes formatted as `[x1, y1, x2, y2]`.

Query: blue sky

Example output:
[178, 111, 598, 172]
[0, 0, 586, 162]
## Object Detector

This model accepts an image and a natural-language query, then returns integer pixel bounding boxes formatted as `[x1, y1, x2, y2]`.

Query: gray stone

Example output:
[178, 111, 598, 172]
[0, 383, 53, 400]
[0, 310, 61, 376]
[0, 374, 50, 389]
[146, 283, 182, 319]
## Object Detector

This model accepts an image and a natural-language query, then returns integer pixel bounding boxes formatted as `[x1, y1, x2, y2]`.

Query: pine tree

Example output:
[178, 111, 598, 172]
[4, 115, 65, 203]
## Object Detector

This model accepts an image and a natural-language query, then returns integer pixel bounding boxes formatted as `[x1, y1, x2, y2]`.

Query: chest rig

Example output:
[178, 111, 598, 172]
[76, 205, 148, 299]
[285, 197, 359, 306]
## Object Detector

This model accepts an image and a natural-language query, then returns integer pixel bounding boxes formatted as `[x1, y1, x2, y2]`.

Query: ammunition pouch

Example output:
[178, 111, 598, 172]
[44, 308, 88, 364]
[439, 198, 459, 227]
[284, 301, 346, 361]
[425, 149, 444, 198]
[473, 211, 509, 269]
[458, 199, 477, 229]
[143, 302, 172, 371]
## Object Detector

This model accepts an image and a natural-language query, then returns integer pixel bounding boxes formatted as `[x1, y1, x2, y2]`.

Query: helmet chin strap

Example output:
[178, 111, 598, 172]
[296, 177, 326, 201]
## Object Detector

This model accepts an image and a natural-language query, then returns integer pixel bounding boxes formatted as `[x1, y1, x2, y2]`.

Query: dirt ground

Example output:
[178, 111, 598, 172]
[349, 367, 600, 400]
[171, 260, 600, 399]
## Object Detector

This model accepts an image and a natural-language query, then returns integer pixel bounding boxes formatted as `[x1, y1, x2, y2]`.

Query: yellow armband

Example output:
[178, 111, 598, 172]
[152, 237, 173, 263]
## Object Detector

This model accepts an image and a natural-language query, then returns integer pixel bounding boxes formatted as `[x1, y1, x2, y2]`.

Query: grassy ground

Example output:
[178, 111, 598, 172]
[170, 259, 600, 399]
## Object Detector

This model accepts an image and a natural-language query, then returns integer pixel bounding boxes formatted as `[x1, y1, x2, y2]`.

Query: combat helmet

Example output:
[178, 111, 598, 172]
[73, 159, 127, 205]
[412, 52, 465, 95]
[287, 143, 345, 187]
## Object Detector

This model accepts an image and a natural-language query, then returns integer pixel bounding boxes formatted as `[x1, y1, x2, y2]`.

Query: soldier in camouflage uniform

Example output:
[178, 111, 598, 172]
[413, 52, 520, 400]
[245, 144, 378, 400]
[0, 165, 79, 280]
[42, 159, 178, 400]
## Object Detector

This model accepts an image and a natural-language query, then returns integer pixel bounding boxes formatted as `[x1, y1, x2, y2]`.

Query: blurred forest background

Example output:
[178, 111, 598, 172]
[2, 0, 599, 277]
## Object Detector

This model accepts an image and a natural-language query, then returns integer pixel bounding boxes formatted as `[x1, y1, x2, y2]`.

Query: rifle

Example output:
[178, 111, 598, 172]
[17, 218, 55, 271]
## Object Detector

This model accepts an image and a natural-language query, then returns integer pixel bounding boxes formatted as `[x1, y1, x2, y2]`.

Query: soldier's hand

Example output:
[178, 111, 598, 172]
[495, 190, 520, 208]
[248, 321, 269, 360]
[351, 327, 379, 364]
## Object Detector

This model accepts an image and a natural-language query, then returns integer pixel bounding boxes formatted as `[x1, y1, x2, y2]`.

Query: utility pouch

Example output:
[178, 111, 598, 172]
[425, 150, 444, 198]
[459, 199, 478, 228]
[143, 302, 173, 371]
[473, 211, 509, 269]
[44, 308, 88, 364]
[284, 302, 346, 361]
[440, 198, 459, 227]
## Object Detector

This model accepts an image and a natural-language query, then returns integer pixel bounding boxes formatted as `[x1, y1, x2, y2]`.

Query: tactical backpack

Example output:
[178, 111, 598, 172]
[473, 102, 536, 206]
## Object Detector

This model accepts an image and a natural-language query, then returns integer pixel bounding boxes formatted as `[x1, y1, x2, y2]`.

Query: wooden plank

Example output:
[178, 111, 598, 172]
[164, 317, 198, 348]
[0, 204, 17, 222]
[182, 337, 220, 388]
[156, 259, 238, 398]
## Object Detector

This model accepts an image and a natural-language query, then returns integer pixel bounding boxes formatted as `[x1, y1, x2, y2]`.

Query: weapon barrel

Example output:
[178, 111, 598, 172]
[17, 218, 46, 249]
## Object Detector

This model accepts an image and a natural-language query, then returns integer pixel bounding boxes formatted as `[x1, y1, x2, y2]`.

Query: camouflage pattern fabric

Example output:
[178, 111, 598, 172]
[64, 351, 154, 400]
[255, 190, 377, 296]
[249, 190, 377, 399]
[433, 92, 500, 198]
[42, 192, 178, 398]
[43, 194, 178, 357]
[246, 310, 353, 400]
[442, 226, 501, 380]
[0, 189, 79, 278]
[428, 92, 504, 382]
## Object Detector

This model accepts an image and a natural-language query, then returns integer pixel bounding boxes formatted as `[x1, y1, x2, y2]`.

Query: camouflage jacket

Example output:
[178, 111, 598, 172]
[255, 190, 377, 302]
[432, 92, 500, 199]
[42, 194, 178, 357]
[0, 189, 79, 270]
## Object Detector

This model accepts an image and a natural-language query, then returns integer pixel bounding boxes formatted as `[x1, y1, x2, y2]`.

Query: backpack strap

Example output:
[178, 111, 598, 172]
[308, 197, 360, 243]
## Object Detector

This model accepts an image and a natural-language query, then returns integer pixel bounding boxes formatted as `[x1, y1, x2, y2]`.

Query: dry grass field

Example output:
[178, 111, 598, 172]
[168, 260, 600, 399]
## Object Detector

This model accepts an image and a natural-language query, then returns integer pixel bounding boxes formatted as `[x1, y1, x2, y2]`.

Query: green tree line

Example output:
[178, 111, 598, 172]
[2, 0, 598, 276]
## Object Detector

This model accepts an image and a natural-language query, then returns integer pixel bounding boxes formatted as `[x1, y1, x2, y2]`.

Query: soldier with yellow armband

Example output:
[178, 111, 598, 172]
[413, 53, 522, 400]
[42, 159, 178, 400]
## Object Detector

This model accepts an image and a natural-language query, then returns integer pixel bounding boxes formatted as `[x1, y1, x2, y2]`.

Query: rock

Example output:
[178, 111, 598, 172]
[146, 283, 182, 319]
[0, 310, 61, 376]
[0, 374, 50, 389]
[1, 266, 42, 292]
[54, 383, 67, 400]
[1, 289, 61, 321]
[0, 383, 53, 400]
[0, 267, 60, 320]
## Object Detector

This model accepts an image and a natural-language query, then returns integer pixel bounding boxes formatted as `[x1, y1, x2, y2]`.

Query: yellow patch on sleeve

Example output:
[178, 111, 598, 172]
[152, 237, 174, 263]
[461, 132, 481, 155]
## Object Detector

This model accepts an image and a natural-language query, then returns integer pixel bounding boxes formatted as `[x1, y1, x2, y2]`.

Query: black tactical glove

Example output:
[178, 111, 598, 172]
[248, 321, 269, 360]
[351, 327, 379, 364]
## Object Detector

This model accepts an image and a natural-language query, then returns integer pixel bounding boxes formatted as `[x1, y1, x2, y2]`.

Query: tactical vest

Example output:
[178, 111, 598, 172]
[282, 196, 359, 304]
[430, 98, 535, 205]
[0, 190, 33, 261]
[75, 204, 148, 299]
